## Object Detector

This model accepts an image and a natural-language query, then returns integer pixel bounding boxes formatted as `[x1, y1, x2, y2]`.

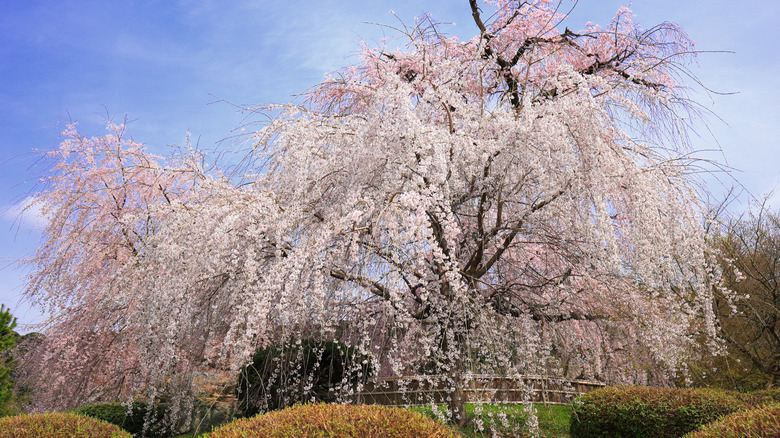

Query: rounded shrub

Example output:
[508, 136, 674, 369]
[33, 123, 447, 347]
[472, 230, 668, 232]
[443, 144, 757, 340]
[570, 385, 753, 438]
[209, 403, 462, 437]
[684, 403, 780, 437]
[0, 412, 132, 437]
[751, 387, 780, 403]
[73, 402, 171, 438]
[236, 339, 373, 416]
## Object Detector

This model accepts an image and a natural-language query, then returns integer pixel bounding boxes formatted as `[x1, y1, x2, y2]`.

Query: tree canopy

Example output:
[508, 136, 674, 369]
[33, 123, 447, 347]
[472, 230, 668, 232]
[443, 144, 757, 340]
[21, 0, 721, 425]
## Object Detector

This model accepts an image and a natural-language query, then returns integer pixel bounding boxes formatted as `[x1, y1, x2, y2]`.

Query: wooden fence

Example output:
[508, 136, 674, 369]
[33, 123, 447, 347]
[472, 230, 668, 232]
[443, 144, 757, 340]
[353, 374, 605, 406]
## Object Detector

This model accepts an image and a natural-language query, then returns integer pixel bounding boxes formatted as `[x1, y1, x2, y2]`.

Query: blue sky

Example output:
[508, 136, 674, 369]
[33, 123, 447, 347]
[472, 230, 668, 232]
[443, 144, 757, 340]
[1, 0, 778, 330]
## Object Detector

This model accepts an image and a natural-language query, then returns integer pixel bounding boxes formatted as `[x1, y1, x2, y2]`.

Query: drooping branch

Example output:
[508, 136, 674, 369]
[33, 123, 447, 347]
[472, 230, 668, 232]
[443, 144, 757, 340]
[329, 268, 390, 301]
[488, 286, 608, 322]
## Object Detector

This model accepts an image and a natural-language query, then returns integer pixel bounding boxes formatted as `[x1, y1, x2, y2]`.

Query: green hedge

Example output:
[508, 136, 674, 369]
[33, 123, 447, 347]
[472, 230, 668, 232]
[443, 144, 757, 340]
[209, 403, 462, 437]
[0, 412, 132, 438]
[684, 403, 780, 437]
[570, 386, 756, 438]
[73, 402, 171, 438]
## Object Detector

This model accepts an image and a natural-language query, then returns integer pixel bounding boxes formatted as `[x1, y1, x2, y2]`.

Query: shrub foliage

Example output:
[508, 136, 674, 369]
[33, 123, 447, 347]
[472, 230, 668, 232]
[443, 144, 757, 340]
[0, 412, 132, 437]
[751, 388, 780, 403]
[683, 403, 780, 437]
[209, 403, 462, 438]
[570, 385, 755, 438]
[236, 339, 372, 416]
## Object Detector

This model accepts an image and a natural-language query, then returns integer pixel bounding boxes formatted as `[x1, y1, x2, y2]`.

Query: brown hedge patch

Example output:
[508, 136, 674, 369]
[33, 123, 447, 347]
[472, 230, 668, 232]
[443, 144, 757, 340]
[0, 412, 132, 438]
[209, 403, 462, 438]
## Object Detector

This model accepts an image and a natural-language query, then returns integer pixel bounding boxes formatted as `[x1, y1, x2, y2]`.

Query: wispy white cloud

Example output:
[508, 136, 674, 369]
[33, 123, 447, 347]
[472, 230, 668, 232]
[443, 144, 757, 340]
[2, 196, 48, 231]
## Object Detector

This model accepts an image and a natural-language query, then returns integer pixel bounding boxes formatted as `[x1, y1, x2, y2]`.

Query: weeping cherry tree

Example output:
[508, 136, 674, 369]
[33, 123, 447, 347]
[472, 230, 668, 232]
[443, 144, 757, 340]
[21, 0, 723, 427]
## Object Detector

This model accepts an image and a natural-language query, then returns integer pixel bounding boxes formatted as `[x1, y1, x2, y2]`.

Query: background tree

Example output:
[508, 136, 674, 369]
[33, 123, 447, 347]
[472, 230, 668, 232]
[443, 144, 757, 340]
[18, 121, 206, 417]
[22, 0, 721, 426]
[0, 305, 18, 416]
[697, 200, 780, 390]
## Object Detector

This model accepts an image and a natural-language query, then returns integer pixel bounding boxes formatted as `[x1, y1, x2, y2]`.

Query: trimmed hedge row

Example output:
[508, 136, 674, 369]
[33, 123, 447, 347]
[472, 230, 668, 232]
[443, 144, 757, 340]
[569, 385, 763, 438]
[0, 412, 132, 438]
[9, 387, 778, 437]
[684, 403, 780, 437]
[208, 403, 463, 438]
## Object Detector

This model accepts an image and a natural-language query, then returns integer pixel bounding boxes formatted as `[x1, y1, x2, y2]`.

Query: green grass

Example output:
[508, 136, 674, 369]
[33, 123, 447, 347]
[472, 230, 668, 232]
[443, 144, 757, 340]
[535, 404, 572, 437]
[410, 403, 572, 437]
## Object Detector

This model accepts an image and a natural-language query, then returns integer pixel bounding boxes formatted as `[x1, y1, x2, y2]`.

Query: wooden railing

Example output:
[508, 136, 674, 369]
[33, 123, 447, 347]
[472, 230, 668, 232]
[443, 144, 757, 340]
[353, 374, 605, 406]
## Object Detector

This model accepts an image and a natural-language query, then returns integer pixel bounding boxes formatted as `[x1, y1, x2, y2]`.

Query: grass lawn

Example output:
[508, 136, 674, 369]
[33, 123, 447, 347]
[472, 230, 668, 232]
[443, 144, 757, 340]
[411, 403, 572, 437]
[534, 404, 572, 437]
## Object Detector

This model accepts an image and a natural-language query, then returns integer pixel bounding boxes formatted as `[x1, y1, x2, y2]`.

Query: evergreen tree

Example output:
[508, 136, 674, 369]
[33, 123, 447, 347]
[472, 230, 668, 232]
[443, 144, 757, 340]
[0, 305, 17, 416]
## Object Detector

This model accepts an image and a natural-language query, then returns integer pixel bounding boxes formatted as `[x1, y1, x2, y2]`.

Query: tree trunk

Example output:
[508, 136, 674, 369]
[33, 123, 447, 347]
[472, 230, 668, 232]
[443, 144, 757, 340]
[767, 370, 779, 389]
[438, 291, 472, 427]
[446, 331, 470, 427]
[449, 383, 469, 427]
